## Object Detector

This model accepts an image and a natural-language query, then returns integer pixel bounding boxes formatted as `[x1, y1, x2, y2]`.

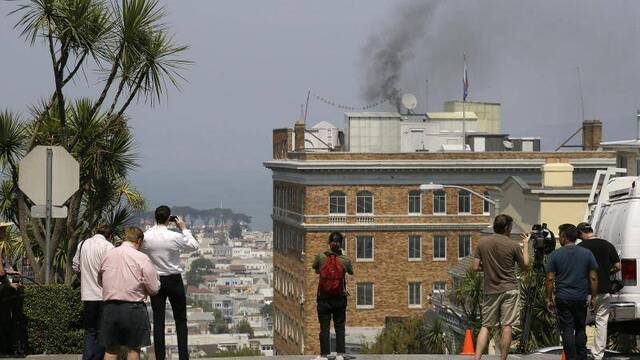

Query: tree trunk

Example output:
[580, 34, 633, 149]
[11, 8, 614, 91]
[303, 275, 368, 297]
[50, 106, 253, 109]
[17, 195, 43, 284]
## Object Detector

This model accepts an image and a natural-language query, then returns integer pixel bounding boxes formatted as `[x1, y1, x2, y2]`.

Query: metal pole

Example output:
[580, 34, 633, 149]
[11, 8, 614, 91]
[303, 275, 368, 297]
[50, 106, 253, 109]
[45, 148, 53, 285]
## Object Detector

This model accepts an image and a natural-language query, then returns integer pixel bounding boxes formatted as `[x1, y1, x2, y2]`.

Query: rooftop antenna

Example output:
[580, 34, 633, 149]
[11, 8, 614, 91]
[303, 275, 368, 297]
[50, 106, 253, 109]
[303, 89, 311, 124]
[425, 79, 429, 113]
[577, 66, 585, 123]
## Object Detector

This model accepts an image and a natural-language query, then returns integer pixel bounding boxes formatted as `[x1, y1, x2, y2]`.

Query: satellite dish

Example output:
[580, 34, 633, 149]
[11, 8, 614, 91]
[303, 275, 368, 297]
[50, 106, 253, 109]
[503, 139, 514, 150]
[401, 93, 418, 110]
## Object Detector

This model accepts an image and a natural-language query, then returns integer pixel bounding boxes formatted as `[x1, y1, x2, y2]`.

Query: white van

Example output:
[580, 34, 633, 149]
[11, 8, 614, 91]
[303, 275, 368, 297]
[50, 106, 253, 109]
[586, 169, 639, 333]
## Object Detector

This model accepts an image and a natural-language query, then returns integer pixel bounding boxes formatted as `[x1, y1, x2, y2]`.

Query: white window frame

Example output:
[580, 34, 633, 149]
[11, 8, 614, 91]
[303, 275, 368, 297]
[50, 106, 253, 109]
[458, 190, 471, 215]
[329, 191, 346, 215]
[432, 281, 446, 294]
[433, 191, 446, 215]
[408, 191, 422, 215]
[408, 235, 422, 261]
[458, 234, 472, 259]
[356, 191, 374, 215]
[356, 236, 374, 262]
[356, 282, 375, 309]
[408, 282, 422, 308]
[483, 191, 491, 215]
[433, 235, 447, 261]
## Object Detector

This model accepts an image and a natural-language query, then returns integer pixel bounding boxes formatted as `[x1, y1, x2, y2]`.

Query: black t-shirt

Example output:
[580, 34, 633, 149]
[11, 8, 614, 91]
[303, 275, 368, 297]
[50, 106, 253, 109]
[579, 238, 620, 294]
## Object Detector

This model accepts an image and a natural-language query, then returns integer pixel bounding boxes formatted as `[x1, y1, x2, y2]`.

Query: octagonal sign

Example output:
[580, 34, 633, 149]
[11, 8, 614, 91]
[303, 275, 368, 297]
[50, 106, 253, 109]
[18, 146, 80, 206]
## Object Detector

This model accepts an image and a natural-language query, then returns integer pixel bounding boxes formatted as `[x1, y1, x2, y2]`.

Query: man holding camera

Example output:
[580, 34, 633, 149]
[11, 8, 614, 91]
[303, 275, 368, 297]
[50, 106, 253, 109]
[472, 214, 529, 360]
[72, 224, 114, 360]
[546, 224, 598, 360]
[141, 206, 199, 360]
[577, 222, 621, 360]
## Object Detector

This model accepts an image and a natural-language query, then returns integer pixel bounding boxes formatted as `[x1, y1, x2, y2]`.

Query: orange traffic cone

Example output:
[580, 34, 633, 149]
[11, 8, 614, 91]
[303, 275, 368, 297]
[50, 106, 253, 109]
[460, 328, 475, 355]
[561, 351, 566, 360]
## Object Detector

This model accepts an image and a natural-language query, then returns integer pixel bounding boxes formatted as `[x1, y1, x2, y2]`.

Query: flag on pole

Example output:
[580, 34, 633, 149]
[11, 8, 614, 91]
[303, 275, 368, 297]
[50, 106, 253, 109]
[463, 62, 469, 101]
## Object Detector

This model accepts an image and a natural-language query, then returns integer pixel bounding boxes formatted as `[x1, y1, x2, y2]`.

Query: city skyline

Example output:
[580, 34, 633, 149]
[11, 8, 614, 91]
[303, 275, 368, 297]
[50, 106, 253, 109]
[3, 1, 640, 230]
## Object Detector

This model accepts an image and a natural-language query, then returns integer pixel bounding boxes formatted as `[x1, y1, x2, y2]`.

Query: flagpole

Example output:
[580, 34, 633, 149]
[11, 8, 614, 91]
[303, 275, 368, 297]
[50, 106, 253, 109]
[462, 54, 466, 152]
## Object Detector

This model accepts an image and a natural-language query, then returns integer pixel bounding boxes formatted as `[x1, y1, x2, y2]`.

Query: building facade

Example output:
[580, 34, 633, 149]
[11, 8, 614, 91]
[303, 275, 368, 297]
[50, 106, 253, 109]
[265, 133, 615, 355]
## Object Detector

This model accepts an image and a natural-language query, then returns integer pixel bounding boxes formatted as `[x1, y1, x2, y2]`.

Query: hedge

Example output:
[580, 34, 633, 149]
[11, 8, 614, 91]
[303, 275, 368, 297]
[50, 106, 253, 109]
[22, 284, 83, 354]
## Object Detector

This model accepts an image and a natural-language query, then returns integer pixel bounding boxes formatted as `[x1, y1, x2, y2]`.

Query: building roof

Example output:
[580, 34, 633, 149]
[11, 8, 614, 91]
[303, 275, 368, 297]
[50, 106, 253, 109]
[311, 121, 337, 129]
[344, 112, 401, 118]
[600, 139, 640, 148]
[427, 111, 478, 120]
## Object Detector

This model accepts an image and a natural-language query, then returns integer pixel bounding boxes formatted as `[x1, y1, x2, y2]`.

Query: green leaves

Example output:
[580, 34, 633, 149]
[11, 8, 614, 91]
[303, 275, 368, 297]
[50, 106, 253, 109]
[0, 110, 27, 168]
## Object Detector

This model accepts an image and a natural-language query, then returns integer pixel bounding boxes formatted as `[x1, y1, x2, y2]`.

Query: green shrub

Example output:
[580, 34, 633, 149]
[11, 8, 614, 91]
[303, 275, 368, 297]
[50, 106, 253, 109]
[23, 284, 83, 354]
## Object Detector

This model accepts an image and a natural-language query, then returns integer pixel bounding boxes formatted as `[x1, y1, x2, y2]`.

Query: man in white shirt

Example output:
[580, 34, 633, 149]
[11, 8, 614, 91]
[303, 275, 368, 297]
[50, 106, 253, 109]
[72, 225, 114, 360]
[141, 206, 199, 360]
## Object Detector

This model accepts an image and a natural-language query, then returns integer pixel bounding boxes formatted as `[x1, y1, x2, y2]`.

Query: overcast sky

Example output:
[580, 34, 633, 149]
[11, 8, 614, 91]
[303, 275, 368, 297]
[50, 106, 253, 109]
[2, 1, 640, 230]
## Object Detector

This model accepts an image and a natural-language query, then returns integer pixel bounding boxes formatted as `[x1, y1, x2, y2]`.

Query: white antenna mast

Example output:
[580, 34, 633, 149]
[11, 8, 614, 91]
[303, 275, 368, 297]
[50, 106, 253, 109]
[577, 66, 585, 123]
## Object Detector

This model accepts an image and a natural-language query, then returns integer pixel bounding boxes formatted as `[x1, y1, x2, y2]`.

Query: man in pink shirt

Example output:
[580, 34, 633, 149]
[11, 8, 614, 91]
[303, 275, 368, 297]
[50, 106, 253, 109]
[98, 227, 160, 360]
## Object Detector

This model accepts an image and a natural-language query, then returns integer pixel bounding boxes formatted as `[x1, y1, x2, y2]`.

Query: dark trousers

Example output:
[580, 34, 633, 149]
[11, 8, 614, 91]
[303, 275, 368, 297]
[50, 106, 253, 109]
[82, 301, 105, 360]
[556, 299, 588, 360]
[317, 296, 347, 356]
[151, 274, 188, 360]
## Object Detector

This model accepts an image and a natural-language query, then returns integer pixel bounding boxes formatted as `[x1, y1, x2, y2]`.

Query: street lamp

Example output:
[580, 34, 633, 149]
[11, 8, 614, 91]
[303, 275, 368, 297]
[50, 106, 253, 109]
[419, 182, 499, 213]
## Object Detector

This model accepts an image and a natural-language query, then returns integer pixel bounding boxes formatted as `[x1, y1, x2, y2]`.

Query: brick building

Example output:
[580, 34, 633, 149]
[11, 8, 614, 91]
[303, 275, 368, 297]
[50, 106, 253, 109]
[265, 113, 615, 355]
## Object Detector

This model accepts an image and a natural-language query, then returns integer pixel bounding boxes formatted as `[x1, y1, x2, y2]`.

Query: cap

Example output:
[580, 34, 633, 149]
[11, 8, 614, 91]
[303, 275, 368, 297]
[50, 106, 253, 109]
[576, 222, 593, 234]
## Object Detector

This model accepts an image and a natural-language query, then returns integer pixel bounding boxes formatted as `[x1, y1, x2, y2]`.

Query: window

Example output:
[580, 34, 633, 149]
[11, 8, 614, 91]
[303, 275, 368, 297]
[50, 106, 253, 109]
[356, 191, 373, 214]
[458, 235, 471, 258]
[458, 190, 471, 214]
[433, 281, 446, 294]
[433, 190, 446, 214]
[329, 191, 346, 214]
[408, 282, 422, 308]
[356, 282, 374, 308]
[408, 191, 421, 214]
[433, 235, 446, 260]
[408, 235, 422, 261]
[483, 191, 491, 215]
[356, 236, 374, 261]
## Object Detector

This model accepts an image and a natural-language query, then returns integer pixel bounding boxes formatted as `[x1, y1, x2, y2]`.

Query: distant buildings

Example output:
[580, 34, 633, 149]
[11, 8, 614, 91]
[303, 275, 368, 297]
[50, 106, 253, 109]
[265, 101, 617, 355]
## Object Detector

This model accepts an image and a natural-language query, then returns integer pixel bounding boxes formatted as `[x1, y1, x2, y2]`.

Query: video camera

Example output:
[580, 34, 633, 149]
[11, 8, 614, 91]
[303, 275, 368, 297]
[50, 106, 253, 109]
[530, 223, 556, 271]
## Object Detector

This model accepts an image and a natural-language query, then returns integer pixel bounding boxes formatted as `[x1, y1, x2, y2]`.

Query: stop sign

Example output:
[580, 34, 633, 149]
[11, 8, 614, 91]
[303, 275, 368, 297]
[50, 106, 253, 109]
[18, 146, 80, 206]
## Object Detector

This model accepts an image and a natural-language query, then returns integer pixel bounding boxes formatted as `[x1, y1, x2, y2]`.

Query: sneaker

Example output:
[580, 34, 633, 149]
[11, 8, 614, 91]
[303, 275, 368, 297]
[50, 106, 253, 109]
[339, 355, 355, 360]
[314, 356, 329, 360]
[335, 356, 344, 360]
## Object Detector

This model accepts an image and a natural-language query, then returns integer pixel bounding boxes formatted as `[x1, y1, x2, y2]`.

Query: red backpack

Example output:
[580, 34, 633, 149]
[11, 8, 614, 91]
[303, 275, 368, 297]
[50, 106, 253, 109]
[318, 252, 346, 296]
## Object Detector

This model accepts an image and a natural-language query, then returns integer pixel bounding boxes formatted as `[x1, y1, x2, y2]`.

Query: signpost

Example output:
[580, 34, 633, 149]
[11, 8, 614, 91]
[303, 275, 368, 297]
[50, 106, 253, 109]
[18, 146, 79, 284]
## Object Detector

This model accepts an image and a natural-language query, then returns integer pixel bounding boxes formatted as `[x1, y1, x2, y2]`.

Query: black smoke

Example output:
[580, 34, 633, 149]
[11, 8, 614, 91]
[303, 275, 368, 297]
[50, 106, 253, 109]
[359, 1, 439, 111]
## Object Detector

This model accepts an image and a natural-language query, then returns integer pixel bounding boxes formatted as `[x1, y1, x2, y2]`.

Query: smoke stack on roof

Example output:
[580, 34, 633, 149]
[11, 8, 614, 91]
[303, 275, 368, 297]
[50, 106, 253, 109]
[582, 119, 602, 151]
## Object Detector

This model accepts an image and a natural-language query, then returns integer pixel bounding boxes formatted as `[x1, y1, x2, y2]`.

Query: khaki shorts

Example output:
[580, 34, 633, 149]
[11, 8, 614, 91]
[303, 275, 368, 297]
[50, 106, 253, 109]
[482, 289, 520, 328]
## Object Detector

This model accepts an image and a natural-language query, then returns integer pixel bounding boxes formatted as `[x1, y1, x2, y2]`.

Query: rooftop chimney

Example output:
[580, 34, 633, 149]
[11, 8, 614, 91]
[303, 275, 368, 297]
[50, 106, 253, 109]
[582, 119, 602, 151]
[294, 121, 305, 151]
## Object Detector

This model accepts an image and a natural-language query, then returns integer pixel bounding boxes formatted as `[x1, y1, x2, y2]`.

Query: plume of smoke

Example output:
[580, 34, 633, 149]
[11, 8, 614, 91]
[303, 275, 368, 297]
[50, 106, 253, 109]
[360, 1, 439, 111]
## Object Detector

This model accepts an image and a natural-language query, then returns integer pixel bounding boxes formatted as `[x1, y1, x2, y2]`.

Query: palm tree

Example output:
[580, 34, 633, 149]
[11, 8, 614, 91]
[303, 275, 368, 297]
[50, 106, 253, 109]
[2, 0, 190, 284]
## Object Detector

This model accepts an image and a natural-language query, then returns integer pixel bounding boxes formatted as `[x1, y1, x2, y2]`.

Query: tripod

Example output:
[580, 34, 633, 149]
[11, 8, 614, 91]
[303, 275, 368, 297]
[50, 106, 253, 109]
[518, 262, 546, 354]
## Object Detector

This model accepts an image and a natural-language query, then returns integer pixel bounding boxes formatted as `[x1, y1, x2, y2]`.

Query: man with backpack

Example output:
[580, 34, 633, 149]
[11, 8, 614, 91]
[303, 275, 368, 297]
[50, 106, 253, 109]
[312, 232, 354, 360]
[577, 222, 621, 360]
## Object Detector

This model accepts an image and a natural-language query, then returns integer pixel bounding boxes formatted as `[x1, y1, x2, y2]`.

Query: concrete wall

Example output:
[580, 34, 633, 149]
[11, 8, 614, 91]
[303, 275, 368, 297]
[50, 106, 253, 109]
[444, 101, 501, 134]
[346, 114, 401, 153]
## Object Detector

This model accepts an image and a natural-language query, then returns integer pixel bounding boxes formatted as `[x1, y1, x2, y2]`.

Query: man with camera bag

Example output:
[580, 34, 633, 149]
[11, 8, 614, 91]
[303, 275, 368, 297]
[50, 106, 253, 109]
[141, 206, 199, 360]
[472, 214, 529, 360]
[312, 232, 354, 360]
[546, 224, 598, 360]
[577, 222, 621, 360]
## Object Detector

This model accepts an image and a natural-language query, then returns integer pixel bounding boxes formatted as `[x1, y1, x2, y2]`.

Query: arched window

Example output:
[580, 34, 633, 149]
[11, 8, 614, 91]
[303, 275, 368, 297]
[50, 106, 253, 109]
[433, 190, 446, 214]
[329, 191, 346, 214]
[458, 190, 471, 214]
[356, 191, 373, 214]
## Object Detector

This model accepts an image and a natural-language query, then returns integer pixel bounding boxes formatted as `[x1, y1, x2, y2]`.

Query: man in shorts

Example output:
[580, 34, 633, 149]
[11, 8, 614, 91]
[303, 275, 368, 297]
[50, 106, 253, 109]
[98, 227, 160, 360]
[472, 214, 529, 360]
